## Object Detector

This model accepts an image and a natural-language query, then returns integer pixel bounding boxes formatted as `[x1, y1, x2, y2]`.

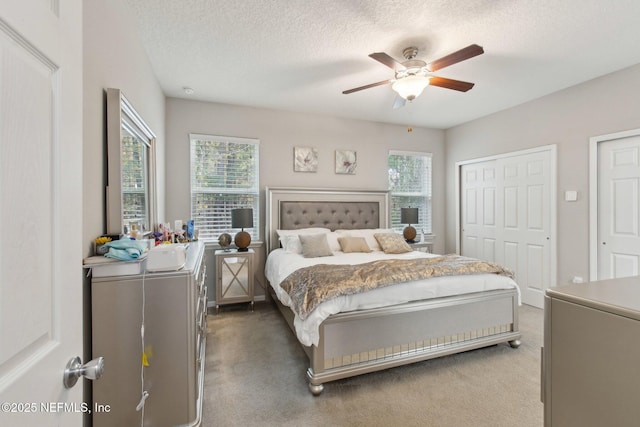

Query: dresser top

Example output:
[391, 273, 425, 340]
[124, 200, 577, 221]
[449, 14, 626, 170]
[547, 276, 640, 320]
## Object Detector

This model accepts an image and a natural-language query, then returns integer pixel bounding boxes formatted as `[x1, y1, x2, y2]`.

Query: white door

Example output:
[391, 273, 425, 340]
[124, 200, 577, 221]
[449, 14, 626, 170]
[500, 151, 552, 308]
[460, 160, 498, 262]
[0, 2, 84, 426]
[597, 135, 640, 279]
[460, 147, 555, 308]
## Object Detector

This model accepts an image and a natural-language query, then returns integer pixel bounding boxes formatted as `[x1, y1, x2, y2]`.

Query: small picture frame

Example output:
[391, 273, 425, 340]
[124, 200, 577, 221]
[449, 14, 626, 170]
[335, 150, 357, 174]
[294, 146, 318, 172]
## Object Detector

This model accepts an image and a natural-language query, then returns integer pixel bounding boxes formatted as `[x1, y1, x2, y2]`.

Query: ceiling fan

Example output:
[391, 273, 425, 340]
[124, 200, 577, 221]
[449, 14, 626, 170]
[343, 44, 484, 108]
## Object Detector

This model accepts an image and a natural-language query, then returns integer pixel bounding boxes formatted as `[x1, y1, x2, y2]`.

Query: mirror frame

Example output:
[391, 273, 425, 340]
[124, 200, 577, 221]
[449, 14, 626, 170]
[106, 88, 157, 235]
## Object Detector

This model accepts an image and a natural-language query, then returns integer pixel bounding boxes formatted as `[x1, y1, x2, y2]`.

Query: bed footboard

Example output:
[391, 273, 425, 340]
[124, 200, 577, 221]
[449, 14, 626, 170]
[269, 285, 521, 395]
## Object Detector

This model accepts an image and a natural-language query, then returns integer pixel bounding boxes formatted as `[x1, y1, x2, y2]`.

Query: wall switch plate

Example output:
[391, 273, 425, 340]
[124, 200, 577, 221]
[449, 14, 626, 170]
[564, 190, 578, 202]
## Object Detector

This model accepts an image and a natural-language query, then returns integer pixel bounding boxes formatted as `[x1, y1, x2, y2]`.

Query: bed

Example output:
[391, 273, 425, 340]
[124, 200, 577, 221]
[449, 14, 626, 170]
[264, 187, 521, 395]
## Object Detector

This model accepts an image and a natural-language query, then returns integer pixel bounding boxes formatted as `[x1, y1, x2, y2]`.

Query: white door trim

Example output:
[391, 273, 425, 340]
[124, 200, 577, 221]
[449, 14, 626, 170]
[455, 144, 557, 285]
[589, 128, 640, 281]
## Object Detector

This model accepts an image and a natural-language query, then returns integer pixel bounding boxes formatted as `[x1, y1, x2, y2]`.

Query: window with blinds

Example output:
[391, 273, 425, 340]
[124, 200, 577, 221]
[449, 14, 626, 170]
[190, 134, 259, 241]
[121, 127, 149, 231]
[388, 150, 432, 235]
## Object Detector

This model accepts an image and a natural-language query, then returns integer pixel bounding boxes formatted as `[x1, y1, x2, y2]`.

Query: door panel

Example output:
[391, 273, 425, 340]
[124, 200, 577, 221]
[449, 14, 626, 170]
[526, 244, 544, 291]
[461, 160, 497, 262]
[503, 186, 518, 228]
[502, 152, 551, 308]
[483, 187, 495, 225]
[483, 238, 496, 262]
[460, 148, 554, 308]
[527, 185, 544, 230]
[0, 32, 55, 366]
[0, 2, 83, 426]
[611, 253, 638, 277]
[464, 236, 478, 259]
[598, 136, 640, 279]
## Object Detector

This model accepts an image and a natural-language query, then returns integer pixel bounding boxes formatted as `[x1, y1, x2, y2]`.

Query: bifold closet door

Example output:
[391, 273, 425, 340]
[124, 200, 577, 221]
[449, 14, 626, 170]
[460, 149, 552, 308]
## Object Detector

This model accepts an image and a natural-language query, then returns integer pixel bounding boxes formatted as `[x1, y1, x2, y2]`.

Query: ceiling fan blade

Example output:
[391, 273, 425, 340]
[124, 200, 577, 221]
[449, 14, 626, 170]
[429, 76, 475, 92]
[427, 44, 484, 72]
[342, 79, 392, 94]
[392, 95, 406, 109]
[369, 52, 406, 71]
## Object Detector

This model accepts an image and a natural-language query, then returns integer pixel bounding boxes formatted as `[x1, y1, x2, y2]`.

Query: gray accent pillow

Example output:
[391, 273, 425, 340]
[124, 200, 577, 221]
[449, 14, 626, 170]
[299, 233, 334, 258]
[374, 233, 413, 254]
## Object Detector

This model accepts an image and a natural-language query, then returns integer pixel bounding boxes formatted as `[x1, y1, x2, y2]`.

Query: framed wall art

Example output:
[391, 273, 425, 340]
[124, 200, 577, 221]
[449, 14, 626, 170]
[294, 146, 318, 172]
[335, 150, 357, 174]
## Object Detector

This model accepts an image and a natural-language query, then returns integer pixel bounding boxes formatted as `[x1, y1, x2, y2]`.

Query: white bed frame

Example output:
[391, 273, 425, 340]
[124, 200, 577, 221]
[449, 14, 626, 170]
[265, 187, 521, 395]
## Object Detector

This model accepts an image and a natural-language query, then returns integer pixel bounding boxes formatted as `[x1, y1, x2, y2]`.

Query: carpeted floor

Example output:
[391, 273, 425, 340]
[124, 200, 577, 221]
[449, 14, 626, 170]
[203, 302, 543, 427]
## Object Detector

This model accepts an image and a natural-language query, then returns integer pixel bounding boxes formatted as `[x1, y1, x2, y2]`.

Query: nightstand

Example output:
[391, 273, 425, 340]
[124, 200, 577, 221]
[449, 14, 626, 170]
[214, 249, 254, 313]
[409, 241, 433, 253]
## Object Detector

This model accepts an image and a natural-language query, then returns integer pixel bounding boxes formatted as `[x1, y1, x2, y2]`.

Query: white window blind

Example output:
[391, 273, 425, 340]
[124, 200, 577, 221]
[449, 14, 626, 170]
[388, 150, 432, 234]
[190, 134, 259, 241]
[121, 126, 150, 230]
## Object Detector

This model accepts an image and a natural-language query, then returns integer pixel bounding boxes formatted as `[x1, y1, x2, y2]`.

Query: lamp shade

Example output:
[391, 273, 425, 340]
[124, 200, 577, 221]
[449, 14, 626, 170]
[231, 208, 253, 252]
[231, 208, 253, 229]
[391, 75, 430, 101]
[400, 207, 418, 225]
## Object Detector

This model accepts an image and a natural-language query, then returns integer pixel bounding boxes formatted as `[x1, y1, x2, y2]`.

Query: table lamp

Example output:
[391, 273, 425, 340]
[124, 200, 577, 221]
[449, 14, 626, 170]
[231, 208, 253, 252]
[401, 207, 418, 243]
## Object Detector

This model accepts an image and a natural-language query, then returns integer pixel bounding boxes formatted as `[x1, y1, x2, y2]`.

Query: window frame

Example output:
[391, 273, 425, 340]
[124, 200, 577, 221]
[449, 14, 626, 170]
[106, 88, 157, 236]
[189, 133, 260, 242]
[387, 150, 433, 235]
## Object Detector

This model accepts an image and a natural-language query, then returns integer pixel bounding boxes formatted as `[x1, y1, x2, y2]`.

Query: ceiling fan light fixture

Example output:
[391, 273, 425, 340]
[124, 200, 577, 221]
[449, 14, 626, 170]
[391, 75, 430, 101]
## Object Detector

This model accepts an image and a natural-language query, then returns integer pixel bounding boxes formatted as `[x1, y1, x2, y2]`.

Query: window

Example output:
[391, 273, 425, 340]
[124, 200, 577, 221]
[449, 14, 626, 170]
[190, 134, 259, 241]
[121, 129, 149, 229]
[388, 150, 432, 234]
[106, 88, 157, 236]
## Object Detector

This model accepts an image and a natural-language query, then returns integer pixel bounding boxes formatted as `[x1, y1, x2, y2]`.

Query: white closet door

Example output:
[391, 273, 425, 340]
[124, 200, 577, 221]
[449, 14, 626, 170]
[598, 136, 640, 279]
[460, 148, 554, 308]
[461, 160, 498, 262]
[500, 151, 551, 308]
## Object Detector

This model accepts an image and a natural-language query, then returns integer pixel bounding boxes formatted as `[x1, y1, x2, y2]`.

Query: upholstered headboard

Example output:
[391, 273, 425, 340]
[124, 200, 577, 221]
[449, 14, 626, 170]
[265, 187, 389, 252]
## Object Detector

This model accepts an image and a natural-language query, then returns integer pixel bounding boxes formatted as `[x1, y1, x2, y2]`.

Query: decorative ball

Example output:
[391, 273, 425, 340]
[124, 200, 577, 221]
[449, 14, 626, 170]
[218, 233, 232, 248]
[234, 230, 251, 251]
[403, 225, 417, 243]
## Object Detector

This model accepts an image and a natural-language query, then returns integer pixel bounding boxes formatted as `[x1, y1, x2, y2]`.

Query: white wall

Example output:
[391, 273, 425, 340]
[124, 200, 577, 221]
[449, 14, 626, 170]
[445, 63, 640, 285]
[165, 97, 446, 252]
[83, 0, 165, 257]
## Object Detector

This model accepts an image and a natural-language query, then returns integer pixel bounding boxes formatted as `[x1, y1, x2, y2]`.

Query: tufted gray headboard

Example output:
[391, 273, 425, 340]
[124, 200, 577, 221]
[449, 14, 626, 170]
[279, 201, 380, 231]
[265, 187, 389, 252]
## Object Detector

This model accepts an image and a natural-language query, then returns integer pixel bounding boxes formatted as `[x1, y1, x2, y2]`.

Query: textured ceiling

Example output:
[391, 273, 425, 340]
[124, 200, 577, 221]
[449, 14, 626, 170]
[125, 0, 640, 129]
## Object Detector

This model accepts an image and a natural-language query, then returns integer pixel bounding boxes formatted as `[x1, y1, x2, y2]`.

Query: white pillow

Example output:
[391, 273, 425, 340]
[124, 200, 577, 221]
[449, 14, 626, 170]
[335, 228, 394, 251]
[276, 227, 330, 237]
[325, 232, 342, 252]
[276, 228, 331, 253]
[279, 235, 302, 253]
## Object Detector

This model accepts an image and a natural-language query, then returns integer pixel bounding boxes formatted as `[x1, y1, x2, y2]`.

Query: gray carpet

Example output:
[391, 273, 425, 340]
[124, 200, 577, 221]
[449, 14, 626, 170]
[203, 302, 543, 427]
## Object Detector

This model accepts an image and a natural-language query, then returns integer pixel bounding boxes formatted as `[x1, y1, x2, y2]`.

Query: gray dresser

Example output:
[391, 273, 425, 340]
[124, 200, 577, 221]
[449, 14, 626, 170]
[543, 276, 640, 427]
[91, 241, 207, 427]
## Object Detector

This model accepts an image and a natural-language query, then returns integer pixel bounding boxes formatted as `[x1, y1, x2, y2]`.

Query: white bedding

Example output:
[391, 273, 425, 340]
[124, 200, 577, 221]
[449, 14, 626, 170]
[265, 248, 521, 347]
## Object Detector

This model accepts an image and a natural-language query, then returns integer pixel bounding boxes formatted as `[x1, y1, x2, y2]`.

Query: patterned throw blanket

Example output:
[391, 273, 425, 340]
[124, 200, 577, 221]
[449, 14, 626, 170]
[279, 255, 514, 320]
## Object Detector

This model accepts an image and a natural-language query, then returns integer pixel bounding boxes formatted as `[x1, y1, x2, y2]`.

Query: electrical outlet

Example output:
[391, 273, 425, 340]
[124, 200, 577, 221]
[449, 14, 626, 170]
[571, 276, 583, 284]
